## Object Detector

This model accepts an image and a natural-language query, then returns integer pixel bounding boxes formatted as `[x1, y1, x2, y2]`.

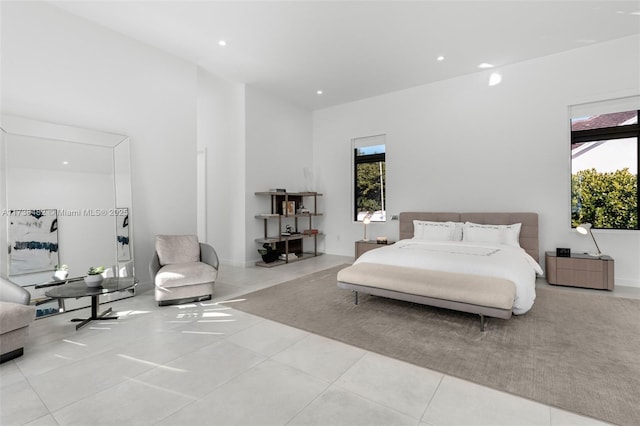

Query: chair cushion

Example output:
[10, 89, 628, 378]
[0, 301, 36, 334]
[156, 235, 200, 265]
[155, 262, 217, 289]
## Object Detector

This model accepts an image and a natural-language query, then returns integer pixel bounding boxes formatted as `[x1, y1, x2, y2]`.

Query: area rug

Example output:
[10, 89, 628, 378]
[232, 265, 640, 426]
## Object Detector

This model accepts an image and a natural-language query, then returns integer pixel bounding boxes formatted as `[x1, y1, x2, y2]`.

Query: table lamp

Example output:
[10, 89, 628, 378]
[576, 223, 601, 257]
[363, 213, 372, 241]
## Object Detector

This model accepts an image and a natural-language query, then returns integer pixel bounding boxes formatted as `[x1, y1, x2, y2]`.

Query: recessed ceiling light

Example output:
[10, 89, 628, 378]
[489, 72, 502, 86]
[218, 40, 227, 47]
[316, 90, 323, 95]
[478, 63, 494, 69]
[437, 56, 445, 61]
[62, 161, 69, 165]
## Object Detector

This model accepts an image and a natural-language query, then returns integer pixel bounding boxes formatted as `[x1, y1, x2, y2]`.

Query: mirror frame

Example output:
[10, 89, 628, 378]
[0, 115, 134, 281]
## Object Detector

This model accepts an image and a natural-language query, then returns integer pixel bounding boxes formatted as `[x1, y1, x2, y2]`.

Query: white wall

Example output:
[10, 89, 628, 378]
[314, 35, 640, 287]
[0, 130, 7, 278]
[245, 86, 314, 263]
[1, 2, 198, 290]
[197, 68, 247, 266]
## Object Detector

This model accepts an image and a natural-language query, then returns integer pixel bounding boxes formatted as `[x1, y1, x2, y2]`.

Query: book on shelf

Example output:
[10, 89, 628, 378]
[279, 253, 298, 261]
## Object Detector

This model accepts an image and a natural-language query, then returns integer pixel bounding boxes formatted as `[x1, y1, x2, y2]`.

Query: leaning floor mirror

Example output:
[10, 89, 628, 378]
[0, 115, 134, 317]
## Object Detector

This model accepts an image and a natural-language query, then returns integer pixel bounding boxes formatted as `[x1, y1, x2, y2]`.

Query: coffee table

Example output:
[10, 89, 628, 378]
[45, 277, 137, 330]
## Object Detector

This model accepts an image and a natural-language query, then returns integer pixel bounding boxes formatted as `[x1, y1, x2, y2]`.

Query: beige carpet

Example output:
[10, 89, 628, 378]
[232, 265, 640, 426]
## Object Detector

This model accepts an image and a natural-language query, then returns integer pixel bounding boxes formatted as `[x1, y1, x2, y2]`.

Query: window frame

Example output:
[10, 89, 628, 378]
[353, 137, 386, 222]
[570, 110, 639, 230]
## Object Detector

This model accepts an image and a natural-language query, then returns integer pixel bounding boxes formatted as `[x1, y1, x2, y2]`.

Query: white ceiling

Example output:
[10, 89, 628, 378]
[49, 0, 640, 110]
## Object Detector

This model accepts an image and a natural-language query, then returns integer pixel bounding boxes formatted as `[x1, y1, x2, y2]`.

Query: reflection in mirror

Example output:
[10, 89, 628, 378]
[6, 135, 116, 277]
[1, 115, 134, 315]
[114, 139, 132, 274]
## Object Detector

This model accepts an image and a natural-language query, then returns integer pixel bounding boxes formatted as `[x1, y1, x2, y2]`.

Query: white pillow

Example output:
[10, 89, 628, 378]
[503, 223, 522, 247]
[462, 222, 522, 247]
[451, 222, 464, 241]
[413, 220, 456, 241]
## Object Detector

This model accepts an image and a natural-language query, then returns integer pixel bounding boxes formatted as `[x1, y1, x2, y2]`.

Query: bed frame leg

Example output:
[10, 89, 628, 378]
[479, 314, 486, 332]
[353, 290, 359, 305]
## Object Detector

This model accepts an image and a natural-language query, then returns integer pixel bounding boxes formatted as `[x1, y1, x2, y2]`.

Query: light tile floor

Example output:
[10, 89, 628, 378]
[1, 254, 628, 426]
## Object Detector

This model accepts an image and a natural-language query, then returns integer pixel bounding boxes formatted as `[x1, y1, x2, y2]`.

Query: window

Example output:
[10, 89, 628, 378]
[570, 104, 639, 230]
[353, 135, 386, 222]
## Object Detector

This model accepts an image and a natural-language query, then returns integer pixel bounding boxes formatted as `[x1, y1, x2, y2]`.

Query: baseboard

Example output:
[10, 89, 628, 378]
[220, 259, 253, 268]
[616, 278, 640, 288]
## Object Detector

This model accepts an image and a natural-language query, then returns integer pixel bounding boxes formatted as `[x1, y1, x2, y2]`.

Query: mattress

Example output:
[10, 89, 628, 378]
[354, 239, 543, 314]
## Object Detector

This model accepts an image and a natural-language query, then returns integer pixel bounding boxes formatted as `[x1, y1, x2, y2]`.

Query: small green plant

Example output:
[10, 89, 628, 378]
[55, 264, 68, 271]
[87, 266, 105, 276]
[257, 243, 275, 256]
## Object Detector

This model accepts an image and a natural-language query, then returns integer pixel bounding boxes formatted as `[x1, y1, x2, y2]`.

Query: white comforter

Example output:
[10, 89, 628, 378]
[355, 239, 544, 314]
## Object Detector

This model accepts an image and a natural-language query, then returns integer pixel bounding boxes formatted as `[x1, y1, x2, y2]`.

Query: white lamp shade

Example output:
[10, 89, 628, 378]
[576, 223, 601, 256]
[576, 223, 592, 235]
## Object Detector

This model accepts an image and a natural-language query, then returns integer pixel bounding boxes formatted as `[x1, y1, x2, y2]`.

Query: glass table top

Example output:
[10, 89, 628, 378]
[45, 277, 137, 299]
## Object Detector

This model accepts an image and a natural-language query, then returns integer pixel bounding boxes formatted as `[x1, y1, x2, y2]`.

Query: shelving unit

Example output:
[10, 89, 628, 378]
[255, 191, 323, 267]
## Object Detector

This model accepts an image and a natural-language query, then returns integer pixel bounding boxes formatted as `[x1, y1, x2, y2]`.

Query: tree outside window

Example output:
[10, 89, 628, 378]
[571, 110, 639, 230]
[353, 136, 386, 222]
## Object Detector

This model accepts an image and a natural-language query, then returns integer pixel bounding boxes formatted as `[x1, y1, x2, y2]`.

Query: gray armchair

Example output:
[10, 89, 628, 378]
[0, 277, 36, 363]
[149, 235, 219, 306]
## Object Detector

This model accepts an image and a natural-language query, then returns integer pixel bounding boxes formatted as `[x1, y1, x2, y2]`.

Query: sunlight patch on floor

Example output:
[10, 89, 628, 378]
[117, 354, 188, 372]
[62, 339, 87, 346]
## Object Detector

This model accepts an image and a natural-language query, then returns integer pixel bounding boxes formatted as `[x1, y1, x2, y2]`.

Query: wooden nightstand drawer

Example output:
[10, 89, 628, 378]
[556, 269, 605, 289]
[557, 257, 603, 272]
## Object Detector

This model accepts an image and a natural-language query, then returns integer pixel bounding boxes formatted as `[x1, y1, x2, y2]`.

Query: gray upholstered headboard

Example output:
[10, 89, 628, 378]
[398, 212, 539, 262]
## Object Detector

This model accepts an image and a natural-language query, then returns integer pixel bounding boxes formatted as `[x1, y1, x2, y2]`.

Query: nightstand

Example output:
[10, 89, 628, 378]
[355, 240, 393, 259]
[545, 251, 614, 290]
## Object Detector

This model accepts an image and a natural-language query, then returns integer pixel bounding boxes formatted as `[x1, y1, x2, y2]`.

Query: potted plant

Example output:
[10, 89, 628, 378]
[84, 266, 106, 287]
[53, 264, 69, 281]
[257, 243, 279, 263]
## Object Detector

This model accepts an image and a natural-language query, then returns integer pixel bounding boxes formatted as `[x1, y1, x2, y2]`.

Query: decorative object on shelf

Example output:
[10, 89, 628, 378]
[376, 236, 388, 244]
[270, 188, 286, 193]
[556, 247, 571, 257]
[257, 243, 279, 263]
[282, 201, 295, 216]
[84, 266, 105, 287]
[279, 253, 298, 261]
[362, 212, 372, 241]
[576, 223, 602, 257]
[281, 224, 293, 236]
[53, 264, 69, 281]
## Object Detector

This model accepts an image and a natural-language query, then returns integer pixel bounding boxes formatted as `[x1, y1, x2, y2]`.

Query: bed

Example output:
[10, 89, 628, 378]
[337, 212, 543, 330]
